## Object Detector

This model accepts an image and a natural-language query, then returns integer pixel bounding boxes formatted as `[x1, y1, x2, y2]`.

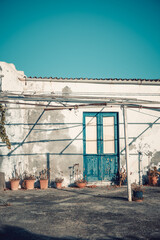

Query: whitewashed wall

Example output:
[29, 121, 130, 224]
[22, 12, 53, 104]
[0, 62, 160, 186]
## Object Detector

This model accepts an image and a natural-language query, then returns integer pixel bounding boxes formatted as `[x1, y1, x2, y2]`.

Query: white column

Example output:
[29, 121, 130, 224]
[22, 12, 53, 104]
[123, 106, 132, 201]
[138, 152, 143, 185]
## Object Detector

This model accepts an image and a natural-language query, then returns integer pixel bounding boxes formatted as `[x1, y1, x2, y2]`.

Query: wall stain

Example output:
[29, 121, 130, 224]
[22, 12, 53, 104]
[151, 151, 160, 166]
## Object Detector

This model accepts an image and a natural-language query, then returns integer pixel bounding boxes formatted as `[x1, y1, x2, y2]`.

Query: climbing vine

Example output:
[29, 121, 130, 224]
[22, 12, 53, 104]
[0, 104, 11, 149]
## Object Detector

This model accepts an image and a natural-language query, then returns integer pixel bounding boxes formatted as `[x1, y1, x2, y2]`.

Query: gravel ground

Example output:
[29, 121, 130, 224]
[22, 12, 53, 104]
[0, 186, 160, 240]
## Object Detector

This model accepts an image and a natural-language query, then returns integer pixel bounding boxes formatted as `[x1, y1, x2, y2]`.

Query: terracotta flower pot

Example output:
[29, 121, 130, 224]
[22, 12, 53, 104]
[10, 179, 20, 190]
[76, 182, 86, 188]
[152, 176, 158, 186]
[25, 179, 35, 190]
[40, 179, 48, 189]
[56, 182, 62, 189]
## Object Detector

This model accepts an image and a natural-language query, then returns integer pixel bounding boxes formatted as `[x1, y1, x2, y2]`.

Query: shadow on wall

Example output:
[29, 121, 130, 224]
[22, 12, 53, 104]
[2, 106, 82, 180]
[150, 151, 160, 167]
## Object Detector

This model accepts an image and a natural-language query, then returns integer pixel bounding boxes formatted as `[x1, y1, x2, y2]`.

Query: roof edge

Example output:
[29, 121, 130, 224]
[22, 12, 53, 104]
[18, 77, 160, 85]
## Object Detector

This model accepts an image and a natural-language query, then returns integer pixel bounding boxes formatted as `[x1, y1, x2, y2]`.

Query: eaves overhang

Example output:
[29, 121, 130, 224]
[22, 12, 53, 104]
[18, 77, 160, 85]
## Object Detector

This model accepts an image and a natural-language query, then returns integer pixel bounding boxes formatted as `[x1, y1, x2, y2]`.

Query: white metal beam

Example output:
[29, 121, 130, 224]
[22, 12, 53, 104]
[123, 106, 132, 202]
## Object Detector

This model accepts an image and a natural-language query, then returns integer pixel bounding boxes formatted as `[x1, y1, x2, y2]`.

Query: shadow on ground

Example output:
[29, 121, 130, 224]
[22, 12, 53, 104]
[0, 225, 80, 240]
[0, 224, 144, 240]
[60, 188, 128, 201]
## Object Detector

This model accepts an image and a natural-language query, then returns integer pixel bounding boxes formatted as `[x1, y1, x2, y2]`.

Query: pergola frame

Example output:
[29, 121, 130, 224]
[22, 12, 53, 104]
[1, 77, 160, 201]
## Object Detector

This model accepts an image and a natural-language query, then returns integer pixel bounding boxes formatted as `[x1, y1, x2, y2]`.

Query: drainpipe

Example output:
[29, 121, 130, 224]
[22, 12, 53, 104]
[123, 106, 132, 202]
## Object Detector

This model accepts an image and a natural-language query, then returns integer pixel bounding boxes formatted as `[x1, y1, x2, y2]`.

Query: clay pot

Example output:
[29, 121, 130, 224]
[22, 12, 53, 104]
[56, 182, 62, 189]
[40, 179, 48, 189]
[152, 176, 158, 186]
[76, 182, 87, 188]
[25, 179, 35, 190]
[10, 179, 20, 190]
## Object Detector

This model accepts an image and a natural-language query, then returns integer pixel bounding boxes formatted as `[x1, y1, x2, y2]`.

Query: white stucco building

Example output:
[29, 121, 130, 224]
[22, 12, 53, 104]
[0, 62, 160, 187]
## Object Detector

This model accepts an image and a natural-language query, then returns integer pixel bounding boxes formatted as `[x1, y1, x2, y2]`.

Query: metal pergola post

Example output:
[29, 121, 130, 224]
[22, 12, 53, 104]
[123, 106, 132, 202]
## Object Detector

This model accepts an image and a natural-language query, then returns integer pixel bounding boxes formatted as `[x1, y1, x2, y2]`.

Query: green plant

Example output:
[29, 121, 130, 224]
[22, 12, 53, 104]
[55, 171, 64, 183]
[119, 166, 127, 187]
[23, 171, 36, 180]
[132, 183, 144, 202]
[10, 169, 21, 181]
[75, 178, 87, 184]
[0, 104, 11, 149]
[74, 171, 87, 184]
[132, 183, 144, 192]
[73, 164, 87, 184]
[55, 177, 64, 183]
[148, 167, 160, 177]
[39, 168, 50, 180]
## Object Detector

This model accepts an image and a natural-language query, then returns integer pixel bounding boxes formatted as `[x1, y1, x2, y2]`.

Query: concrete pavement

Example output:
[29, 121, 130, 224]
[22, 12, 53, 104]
[0, 186, 160, 240]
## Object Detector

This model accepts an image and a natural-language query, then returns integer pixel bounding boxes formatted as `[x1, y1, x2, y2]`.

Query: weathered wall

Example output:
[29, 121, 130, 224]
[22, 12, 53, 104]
[0, 62, 27, 182]
[0, 62, 160, 186]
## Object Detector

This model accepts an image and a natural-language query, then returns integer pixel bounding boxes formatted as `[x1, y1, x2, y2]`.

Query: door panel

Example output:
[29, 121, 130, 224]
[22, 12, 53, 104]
[103, 116, 115, 154]
[84, 155, 99, 181]
[83, 112, 119, 182]
[102, 156, 119, 181]
[85, 116, 97, 154]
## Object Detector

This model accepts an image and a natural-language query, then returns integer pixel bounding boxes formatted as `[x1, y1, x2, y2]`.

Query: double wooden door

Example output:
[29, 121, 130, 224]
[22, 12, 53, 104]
[83, 112, 119, 182]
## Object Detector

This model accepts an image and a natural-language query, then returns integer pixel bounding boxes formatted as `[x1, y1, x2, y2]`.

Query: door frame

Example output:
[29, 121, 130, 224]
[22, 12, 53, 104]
[83, 112, 120, 182]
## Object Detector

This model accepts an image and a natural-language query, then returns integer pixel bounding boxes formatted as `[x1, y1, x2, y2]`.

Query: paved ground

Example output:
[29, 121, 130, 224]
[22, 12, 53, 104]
[0, 186, 160, 240]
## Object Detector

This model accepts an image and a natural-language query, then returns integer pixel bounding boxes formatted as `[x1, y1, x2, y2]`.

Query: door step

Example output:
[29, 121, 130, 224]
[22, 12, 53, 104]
[87, 181, 113, 186]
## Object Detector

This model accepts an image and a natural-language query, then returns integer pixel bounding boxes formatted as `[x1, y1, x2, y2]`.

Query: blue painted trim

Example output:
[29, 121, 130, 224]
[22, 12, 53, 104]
[83, 112, 119, 181]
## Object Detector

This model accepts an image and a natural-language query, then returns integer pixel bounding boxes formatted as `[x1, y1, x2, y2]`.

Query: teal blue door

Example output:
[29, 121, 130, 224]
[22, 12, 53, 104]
[83, 112, 119, 182]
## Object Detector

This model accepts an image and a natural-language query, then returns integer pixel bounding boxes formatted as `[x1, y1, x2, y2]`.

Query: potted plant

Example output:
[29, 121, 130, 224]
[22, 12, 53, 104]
[75, 178, 87, 188]
[119, 166, 127, 187]
[132, 183, 144, 202]
[54, 171, 64, 189]
[39, 168, 50, 189]
[10, 177, 20, 190]
[55, 177, 64, 189]
[10, 170, 21, 190]
[74, 165, 87, 188]
[148, 167, 160, 186]
[23, 172, 36, 190]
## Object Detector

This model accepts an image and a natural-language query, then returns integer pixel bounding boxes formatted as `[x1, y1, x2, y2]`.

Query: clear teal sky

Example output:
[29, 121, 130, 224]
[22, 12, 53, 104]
[1, 0, 160, 78]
